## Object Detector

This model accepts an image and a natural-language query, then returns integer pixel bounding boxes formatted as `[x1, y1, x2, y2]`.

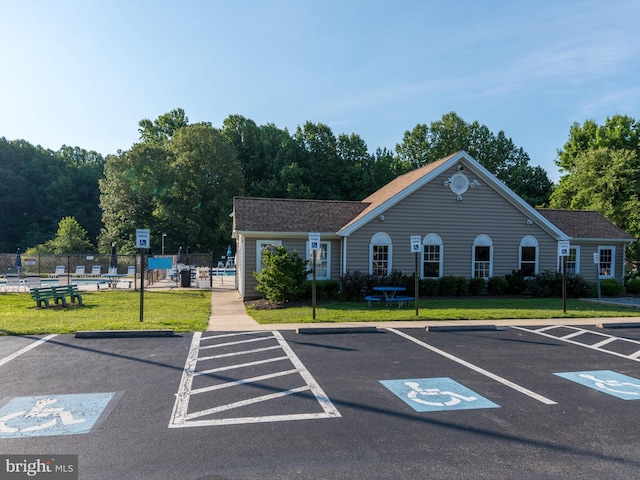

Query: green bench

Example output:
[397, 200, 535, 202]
[31, 285, 83, 308]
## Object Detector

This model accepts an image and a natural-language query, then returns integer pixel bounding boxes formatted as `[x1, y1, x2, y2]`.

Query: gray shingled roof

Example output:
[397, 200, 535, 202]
[536, 209, 634, 240]
[233, 197, 368, 233]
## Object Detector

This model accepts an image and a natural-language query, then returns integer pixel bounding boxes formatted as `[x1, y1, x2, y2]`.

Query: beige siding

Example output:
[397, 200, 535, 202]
[241, 236, 342, 299]
[345, 166, 559, 278]
[572, 240, 628, 283]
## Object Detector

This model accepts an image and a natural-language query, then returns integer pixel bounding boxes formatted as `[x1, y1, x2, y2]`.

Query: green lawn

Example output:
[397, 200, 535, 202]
[0, 290, 211, 335]
[247, 297, 640, 324]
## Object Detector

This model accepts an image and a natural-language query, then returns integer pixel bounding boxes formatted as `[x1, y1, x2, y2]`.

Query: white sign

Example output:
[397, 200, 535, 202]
[136, 229, 150, 249]
[593, 252, 600, 264]
[558, 240, 570, 257]
[309, 232, 320, 251]
[410, 235, 421, 253]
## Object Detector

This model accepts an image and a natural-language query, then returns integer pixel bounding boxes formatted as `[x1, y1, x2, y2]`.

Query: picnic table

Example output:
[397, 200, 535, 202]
[365, 286, 414, 308]
[101, 273, 127, 289]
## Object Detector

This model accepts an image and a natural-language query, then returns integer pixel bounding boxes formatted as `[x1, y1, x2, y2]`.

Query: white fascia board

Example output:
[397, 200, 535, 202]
[234, 231, 340, 239]
[569, 237, 636, 244]
[338, 152, 460, 236]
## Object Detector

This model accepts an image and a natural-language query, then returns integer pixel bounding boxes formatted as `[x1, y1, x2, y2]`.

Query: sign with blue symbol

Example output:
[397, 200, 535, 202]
[380, 377, 500, 412]
[0, 393, 116, 438]
[555, 370, 640, 400]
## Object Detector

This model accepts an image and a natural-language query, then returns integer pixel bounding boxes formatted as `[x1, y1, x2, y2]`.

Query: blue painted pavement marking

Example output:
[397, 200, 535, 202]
[380, 377, 500, 412]
[0, 393, 115, 438]
[554, 370, 640, 400]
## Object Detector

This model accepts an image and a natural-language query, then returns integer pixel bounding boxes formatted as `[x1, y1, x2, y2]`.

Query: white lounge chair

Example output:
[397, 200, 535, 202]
[90, 265, 102, 276]
[26, 275, 42, 289]
[4, 274, 27, 292]
[74, 265, 85, 276]
[53, 265, 65, 277]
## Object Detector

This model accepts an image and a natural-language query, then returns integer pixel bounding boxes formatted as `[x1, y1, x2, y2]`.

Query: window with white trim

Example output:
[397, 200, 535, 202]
[473, 235, 493, 279]
[598, 246, 615, 278]
[519, 235, 538, 276]
[422, 233, 443, 278]
[307, 241, 330, 280]
[256, 240, 282, 273]
[559, 246, 580, 274]
[370, 232, 392, 276]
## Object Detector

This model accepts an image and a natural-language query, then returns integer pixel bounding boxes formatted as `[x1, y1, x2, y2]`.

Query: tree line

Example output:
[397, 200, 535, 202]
[0, 109, 638, 261]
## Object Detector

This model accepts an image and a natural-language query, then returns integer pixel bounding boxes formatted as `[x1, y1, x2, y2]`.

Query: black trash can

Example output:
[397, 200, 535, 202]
[179, 269, 191, 287]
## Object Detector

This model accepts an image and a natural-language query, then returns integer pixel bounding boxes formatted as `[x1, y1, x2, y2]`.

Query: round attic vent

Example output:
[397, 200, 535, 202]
[449, 172, 470, 195]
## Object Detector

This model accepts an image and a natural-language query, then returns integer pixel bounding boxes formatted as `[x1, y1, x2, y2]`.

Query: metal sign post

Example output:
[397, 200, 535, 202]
[309, 233, 320, 321]
[594, 252, 601, 299]
[558, 240, 570, 313]
[136, 229, 150, 322]
[411, 236, 421, 316]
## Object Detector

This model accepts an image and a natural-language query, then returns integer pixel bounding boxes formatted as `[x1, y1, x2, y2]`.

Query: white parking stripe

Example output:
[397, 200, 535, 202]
[0, 334, 57, 368]
[193, 356, 289, 376]
[198, 345, 281, 361]
[190, 369, 299, 395]
[198, 336, 275, 350]
[387, 328, 557, 405]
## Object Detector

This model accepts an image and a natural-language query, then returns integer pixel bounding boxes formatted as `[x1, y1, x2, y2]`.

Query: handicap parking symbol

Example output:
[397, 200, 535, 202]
[0, 393, 116, 438]
[380, 377, 500, 412]
[554, 370, 640, 400]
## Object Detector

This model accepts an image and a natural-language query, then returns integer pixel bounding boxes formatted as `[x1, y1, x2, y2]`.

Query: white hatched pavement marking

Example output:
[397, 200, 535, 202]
[198, 336, 275, 350]
[169, 331, 340, 428]
[512, 325, 640, 363]
[190, 369, 300, 395]
[0, 334, 58, 368]
[387, 328, 557, 405]
[193, 356, 289, 376]
[198, 345, 281, 362]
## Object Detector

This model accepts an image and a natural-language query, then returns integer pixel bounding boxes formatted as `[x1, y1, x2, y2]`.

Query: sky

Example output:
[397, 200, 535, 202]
[1, 1, 639, 182]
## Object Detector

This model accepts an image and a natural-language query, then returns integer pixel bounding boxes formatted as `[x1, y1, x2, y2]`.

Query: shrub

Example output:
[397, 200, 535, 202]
[316, 279, 340, 300]
[626, 277, 640, 294]
[420, 278, 440, 296]
[487, 276, 509, 295]
[340, 271, 371, 301]
[468, 277, 486, 295]
[566, 274, 596, 298]
[527, 270, 562, 298]
[505, 270, 526, 294]
[439, 276, 468, 296]
[254, 246, 310, 302]
[600, 278, 625, 297]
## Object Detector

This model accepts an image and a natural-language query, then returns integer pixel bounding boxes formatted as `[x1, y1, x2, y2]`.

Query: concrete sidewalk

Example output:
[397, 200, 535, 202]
[207, 279, 640, 331]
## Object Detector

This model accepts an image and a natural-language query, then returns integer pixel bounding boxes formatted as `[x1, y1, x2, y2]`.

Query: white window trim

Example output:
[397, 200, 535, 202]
[256, 240, 282, 273]
[558, 246, 581, 274]
[472, 234, 493, 279]
[519, 235, 539, 276]
[306, 240, 331, 280]
[598, 245, 616, 279]
[369, 232, 393, 276]
[422, 233, 443, 279]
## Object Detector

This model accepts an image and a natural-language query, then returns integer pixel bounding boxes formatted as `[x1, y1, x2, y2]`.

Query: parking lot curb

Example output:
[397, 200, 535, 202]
[75, 329, 175, 339]
[296, 327, 379, 335]
[426, 325, 498, 332]
[596, 322, 640, 329]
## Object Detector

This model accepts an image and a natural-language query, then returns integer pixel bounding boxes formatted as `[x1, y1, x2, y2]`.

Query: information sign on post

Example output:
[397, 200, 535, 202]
[594, 252, 601, 299]
[309, 233, 320, 320]
[558, 240, 570, 313]
[136, 229, 150, 249]
[558, 240, 570, 257]
[410, 236, 421, 316]
[135, 229, 150, 323]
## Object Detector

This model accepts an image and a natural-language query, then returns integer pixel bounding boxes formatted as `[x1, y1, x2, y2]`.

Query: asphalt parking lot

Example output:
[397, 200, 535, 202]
[2, 325, 640, 479]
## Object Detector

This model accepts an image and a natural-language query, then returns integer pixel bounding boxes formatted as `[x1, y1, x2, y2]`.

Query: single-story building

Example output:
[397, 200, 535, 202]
[231, 151, 635, 299]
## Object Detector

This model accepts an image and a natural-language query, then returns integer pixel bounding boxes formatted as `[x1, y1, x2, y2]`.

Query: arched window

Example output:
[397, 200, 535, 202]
[370, 232, 392, 276]
[519, 236, 538, 276]
[472, 235, 492, 279]
[422, 233, 443, 278]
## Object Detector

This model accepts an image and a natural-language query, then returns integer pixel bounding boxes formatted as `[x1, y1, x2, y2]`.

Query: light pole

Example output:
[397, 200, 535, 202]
[162, 233, 167, 255]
